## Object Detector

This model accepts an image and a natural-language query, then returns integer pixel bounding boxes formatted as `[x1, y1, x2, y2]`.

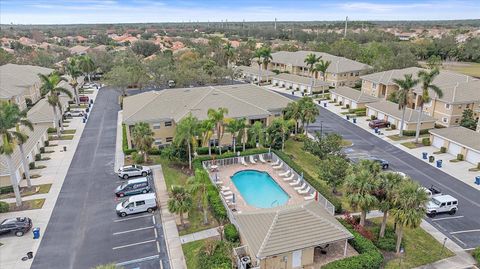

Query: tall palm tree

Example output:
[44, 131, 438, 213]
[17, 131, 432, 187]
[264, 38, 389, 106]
[225, 118, 245, 153]
[392, 74, 419, 137]
[298, 97, 319, 135]
[415, 68, 442, 143]
[167, 185, 193, 228]
[15, 117, 34, 188]
[174, 114, 199, 170]
[315, 59, 331, 97]
[207, 108, 228, 155]
[238, 120, 249, 152]
[38, 72, 72, 137]
[253, 49, 263, 85]
[77, 55, 95, 83]
[345, 160, 379, 226]
[187, 169, 210, 224]
[131, 122, 154, 163]
[277, 118, 294, 151]
[248, 121, 265, 148]
[376, 172, 405, 238]
[261, 46, 273, 84]
[223, 43, 235, 68]
[304, 53, 322, 93]
[391, 180, 428, 253]
[284, 101, 301, 134]
[0, 102, 33, 206]
[199, 119, 215, 156]
[65, 57, 83, 105]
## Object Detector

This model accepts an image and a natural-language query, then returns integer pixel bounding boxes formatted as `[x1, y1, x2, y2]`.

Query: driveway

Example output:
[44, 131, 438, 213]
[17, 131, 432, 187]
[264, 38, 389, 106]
[280, 92, 480, 250]
[31, 88, 169, 269]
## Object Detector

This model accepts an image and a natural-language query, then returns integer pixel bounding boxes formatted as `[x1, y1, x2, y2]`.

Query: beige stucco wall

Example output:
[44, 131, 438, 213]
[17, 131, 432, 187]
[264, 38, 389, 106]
[423, 99, 480, 127]
[259, 247, 315, 269]
[361, 80, 399, 99]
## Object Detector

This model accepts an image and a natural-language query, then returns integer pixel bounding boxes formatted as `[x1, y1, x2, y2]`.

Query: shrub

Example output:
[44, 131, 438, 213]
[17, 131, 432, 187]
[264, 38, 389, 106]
[390, 124, 396, 130]
[197, 240, 232, 269]
[131, 152, 144, 164]
[457, 154, 464, 161]
[44, 140, 49, 147]
[355, 111, 366, 117]
[339, 101, 343, 105]
[224, 223, 239, 243]
[0, 201, 9, 213]
[0, 186, 14, 195]
[29, 162, 35, 169]
[422, 137, 431, 146]
[345, 104, 350, 109]
[402, 129, 430, 136]
[370, 226, 398, 252]
[275, 83, 279, 86]
[472, 246, 480, 264]
[370, 115, 377, 120]
[40, 147, 45, 153]
[440, 146, 447, 153]
[122, 124, 138, 155]
[47, 127, 56, 133]
[147, 148, 162, 155]
[35, 153, 42, 161]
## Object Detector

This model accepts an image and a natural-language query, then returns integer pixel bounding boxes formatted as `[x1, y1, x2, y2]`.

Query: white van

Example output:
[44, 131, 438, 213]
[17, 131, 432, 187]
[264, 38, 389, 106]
[116, 193, 157, 217]
[426, 195, 458, 217]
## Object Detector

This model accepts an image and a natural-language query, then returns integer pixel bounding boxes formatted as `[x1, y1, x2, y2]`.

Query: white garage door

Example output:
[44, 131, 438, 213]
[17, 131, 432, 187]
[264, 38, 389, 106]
[466, 150, 480, 164]
[377, 112, 385, 120]
[367, 108, 375, 117]
[448, 142, 462, 156]
[351, 101, 358, 109]
[432, 136, 444, 148]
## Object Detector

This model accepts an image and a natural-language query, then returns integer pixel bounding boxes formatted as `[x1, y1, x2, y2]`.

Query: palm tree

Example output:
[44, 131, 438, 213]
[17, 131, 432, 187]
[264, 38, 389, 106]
[275, 118, 294, 151]
[38, 72, 72, 137]
[131, 122, 154, 163]
[187, 169, 210, 224]
[65, 57, 83, 105]
[199, 119, 215, 156]
[391, 180, 428, 253]
[377, 172, 405, 238]
[392, 74, 419, 137]
[304, 53, 322, 94]
[253, 49, 263, 85]
[315, 59, 331, 97]
[248, 121, 265, 148]
[345, 160, 379, 226]
[238, 120, 249, 152]
[77, 55, 95, 83]
[167, 185, 193, 228]
[15, 117, 34, 188]
[207, 108, 228, 155]
[261, 46, 273, 83]
[415, 68, 442, 143]
[298, 97, 319, 135]
[223, 43, 235, 68]
[0, 102, 33, 206]
[174, 114, 199, 170]
[284, 101, 301, 134]
[225, 118, 245, 153]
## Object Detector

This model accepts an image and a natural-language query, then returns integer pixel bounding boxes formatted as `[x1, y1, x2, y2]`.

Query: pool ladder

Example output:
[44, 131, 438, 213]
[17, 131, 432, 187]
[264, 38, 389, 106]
[271, 200, 280, 207]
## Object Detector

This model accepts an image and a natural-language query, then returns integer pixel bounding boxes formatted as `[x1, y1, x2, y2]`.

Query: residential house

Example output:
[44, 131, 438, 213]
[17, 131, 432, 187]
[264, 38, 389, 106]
[122, 84, 291, 148]
[69, 45, 90, 55]
[252, 50, 371, 87]
[429, 127, 480, 165]
[237, 65, 276, 84]
[360, 67, 480, 127]
[330, 86, 379, 109]
[271, 73, 329, 94]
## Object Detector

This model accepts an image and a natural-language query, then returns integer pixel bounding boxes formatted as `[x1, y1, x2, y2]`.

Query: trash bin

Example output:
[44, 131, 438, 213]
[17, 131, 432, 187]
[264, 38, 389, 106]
[90, 99, 93, 104]
[291, 91, 295, 95]
[318, 100, 322, 105]
[323, 102, 327, 107]
[82, 118, 86, 123]
[86, 107, 89, 113]
[32, 227, 40, 239]
[353, 118, 357, 123]
[422, 152, 428, 159]
[436, 160, 443, 168]
[429, 155, 435, 163]
[475, 176, 480, 185]
[63, 146, 67, 152]
[346, 115, 350, 120]
[374, 127, 379, 134]
[27, 251, 33, 259]
[88, 103, 91, 108]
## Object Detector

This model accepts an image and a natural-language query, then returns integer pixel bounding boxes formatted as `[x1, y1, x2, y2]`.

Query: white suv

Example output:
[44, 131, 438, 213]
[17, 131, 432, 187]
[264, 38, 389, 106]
[426, 195, 458, 217]
[117, 165, 151, 179]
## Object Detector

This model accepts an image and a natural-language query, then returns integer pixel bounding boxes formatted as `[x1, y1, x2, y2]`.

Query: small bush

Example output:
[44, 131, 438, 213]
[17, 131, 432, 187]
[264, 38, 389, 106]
[472, 246, 480, 264]
[390, 124, 396, 130]
[0, 201, 9, 213]
[339, 101, 343, 105]
[224, 223, 239, 243]
[132, 152, 144, 163]
[402, 129, 430, 136]
[29, 162, 35, 169]
[422, 137, 431, 146]
[0, 186, 14, 195]
[40, 147, 45, 153]
[440, 146, 447, 153]
[457, 154, 464, 161]
[355, 111, 367, 117]
[370, 115, 377, 120]
[345, 104, 350, 109]
[44, 140, 49, 147]
[35, 153, 42, 161]
[47, 127, 56, 133]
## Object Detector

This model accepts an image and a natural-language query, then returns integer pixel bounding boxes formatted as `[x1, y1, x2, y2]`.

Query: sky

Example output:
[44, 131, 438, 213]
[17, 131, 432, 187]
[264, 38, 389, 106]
[1, 0, 479, 25]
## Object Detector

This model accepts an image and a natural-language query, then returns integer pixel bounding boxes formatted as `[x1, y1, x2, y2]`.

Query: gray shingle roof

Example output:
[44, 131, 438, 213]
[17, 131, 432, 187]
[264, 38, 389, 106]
[0, 64, 53, 99]
[366, 100, 437, 123]
[235, 201, 353, 259]
[272, 73, 329, 86]
[331, 86, 379, 103]
[270, 51, 371, 73]
[429, 127, 480, 152]
[27, 96, 70, 124]
[123, 84, 292, 124]
[237, 65, 275, 77]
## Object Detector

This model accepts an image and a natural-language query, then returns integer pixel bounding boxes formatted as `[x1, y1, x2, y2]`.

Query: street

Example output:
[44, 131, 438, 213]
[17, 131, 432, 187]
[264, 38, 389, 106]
[31, 88, 169, 269]
[281, 93, 480, 250]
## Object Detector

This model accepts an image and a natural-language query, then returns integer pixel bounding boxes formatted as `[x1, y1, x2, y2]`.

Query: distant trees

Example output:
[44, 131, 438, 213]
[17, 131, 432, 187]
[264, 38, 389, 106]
[131, 40, 160, 57]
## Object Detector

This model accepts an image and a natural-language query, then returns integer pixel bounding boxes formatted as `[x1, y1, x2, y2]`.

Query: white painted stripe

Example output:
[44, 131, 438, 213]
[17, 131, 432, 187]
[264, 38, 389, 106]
[113, 226, 154, 235]
[152, 215, 156, 225]
[113, 239, 157, 250]
[113, 214, 152, 222]
[450, 229, 480, 235]
[116, 255, 159, 266]
[159, 260, 163, 269]
[156, 241, 161, 253]
[450, 234, 467, 247]
[432, 216, 464, 221]
[154, 227, 158, 238]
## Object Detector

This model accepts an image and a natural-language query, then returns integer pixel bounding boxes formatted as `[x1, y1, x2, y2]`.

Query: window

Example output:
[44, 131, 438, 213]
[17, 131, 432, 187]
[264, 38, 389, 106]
[165, 121, 172, 127]
[447, 202, 452, 206]
[458, 105, 462, 109]
[356, 72, 359, 76]
[442, 117, 448, 123]
[135, 201, 145, 206]
[441, 203, 446, 207]
[154, 139, 162, 145]
[373, 83, 377, 89]
[166, 137, 173, 143]
[152, 123, 161, 129]
[455, 118, 459, 124]
[466, 104, 470, 109]
[445, 104, 451, 110]
[453, 201, 458, 205]
[350, 73, 353, 76]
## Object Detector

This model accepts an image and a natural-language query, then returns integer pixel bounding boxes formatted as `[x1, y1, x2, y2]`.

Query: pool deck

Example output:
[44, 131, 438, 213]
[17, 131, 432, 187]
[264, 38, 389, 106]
[210, 162, 310, 213]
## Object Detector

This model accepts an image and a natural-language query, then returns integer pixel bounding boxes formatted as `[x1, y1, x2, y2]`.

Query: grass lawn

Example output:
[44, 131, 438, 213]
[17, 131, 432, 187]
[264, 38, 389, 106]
[0, 184, 52, 199]
[388, 134, 429, 141]
[31, 165, 47, 170]
[183, 239, 206, 269]
[69, 104, 88, 109]
[441, 62, 480, 78]
[151, 157, 190, 188]
[401, 142, 424, 149]
[49, 135, 74, 140]
[61, 129, 76, 134]
[284, 140, 321, 178]
[9, 198, 45, 212]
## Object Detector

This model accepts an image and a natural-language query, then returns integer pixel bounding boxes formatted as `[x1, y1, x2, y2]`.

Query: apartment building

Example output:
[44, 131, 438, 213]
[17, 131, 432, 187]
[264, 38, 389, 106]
[251, 50, 371, 87]
[122, 84, 292, 148]
[360, 67, 480, 127]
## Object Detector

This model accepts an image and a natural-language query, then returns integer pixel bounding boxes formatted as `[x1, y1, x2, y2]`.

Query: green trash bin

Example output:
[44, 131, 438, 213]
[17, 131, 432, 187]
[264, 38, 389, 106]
[429, 155, 435, 163]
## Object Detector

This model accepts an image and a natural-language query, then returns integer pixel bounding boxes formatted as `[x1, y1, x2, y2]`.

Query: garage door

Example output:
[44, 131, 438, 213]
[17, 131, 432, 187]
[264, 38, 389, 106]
[448, 142, 462, 156]
[432, 136, 444, 148]
[466, 150, 480, 164]
[351, 101, 358, 109]
[367, 108, 375, 118]
[377, 112, 385, 120]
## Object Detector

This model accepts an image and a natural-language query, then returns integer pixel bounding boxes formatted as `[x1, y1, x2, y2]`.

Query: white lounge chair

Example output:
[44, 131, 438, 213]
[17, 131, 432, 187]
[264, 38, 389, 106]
[279, 170, 290, 177]
[222, 190, 233, 196]
[270, 159, 280, 166]
[294, 183, 307, 191]
[240, 157, 248, 166]
[283, 174, 295, 181]
[223, 194, 233, 201]
[273, 162, 283, 170]
[298, 186, 311, 194]
[289, 178, 301, 186]
[259, 155, 267, 163]
[304, 192, 315, 200]
[221, 186, 230, 191]
[249, 155, 257, 164]
[214, 180, 223, 185]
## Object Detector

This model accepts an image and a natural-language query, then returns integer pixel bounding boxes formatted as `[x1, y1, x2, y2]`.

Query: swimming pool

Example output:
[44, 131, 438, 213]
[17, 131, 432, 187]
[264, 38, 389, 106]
[231, 170, 289, 208]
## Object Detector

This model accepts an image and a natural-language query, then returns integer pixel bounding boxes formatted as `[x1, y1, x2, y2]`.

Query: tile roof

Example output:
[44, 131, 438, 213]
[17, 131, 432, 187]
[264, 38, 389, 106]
[235, 201, 353, 259]
[0, 64, 53, 99]
[331, 86, 379, 103]
[429, 127, 480, 152]
[366, 100, 437, 123]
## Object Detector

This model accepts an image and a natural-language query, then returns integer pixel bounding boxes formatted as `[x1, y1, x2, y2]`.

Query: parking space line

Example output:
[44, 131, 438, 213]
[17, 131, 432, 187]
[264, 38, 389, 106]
[156, 241, 161, 253]
[450, 229, 480, 235]
[116, 255, 159, 266]
[112, 239, 157, 250]
[152, 215, 156, 225]
[450, 234, 468, 247]
[432, 216, 464, 221]
[113, 226, 154, 235]
[159, 260, 163, 269]
[154, 227, 158, 238]
[113, 214, 152, 222]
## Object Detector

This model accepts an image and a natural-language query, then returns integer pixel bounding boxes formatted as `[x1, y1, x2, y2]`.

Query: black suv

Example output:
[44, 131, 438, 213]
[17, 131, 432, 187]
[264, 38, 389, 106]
[0, 217, 32, 237]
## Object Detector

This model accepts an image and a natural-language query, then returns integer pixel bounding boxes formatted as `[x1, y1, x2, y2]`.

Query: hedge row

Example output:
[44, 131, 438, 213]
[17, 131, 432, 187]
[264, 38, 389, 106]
[0, 186, 14, 195]
[472, 246, 480, 264]
[196, 144, 255, 155]
[272, 149, 343, 214]
[402, 129, 430, 136]
[322, 220, 383, 269]
[0, 201, 9, 213]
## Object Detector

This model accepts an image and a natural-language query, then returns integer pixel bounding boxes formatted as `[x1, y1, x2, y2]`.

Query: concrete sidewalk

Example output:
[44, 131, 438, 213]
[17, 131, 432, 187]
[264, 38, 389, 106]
[114, 110, 124, 171]
[179, 227, 220, 244]
[151, 165, 187, 269]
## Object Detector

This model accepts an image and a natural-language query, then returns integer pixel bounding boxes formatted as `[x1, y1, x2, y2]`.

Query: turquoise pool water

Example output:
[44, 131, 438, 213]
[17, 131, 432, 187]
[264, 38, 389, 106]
[231, 170, 289, 208]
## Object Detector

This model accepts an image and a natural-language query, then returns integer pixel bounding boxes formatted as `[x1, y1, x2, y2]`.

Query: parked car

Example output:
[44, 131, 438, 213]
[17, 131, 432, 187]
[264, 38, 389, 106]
[115, 177, 151, 197]
[116, 193, 157, 217]
[367, 156, 389, 169]
[65, 110, 84, 117]
[368, 119, 390, 129]
[117, 164, 151, 179]
[421, 185, 442, 198]
[0, 217, 32, 237]
[426, 194, 458, 217]
[79, 96, 90, 103]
